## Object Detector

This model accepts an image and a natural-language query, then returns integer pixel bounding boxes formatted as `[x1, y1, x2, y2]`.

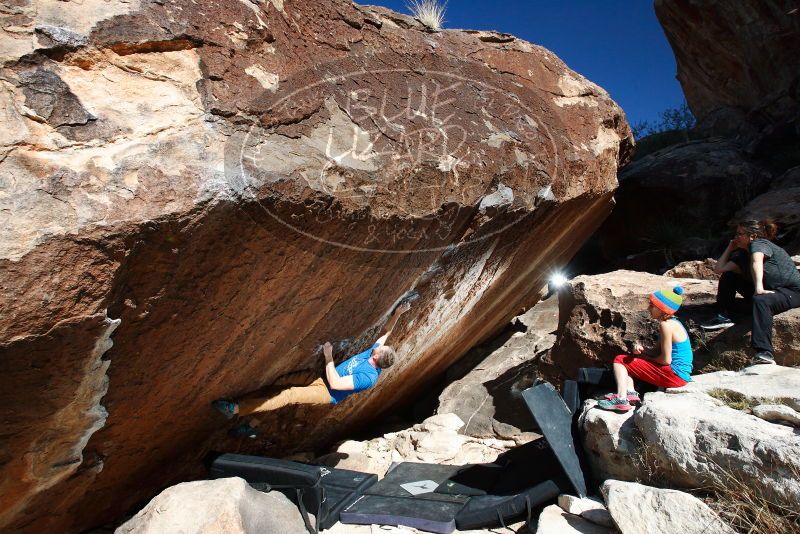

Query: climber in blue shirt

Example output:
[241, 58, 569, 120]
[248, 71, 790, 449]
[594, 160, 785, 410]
[213, 302, 410, 437]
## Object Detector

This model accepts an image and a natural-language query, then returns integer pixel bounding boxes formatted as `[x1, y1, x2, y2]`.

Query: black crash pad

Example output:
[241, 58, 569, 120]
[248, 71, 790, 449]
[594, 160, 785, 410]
[521, 382, 587, 497]
[208, 452, 377, 531]
[340, 462, 471, 534]
[342, 495, 465, 534]
[455, 479, 559, 530]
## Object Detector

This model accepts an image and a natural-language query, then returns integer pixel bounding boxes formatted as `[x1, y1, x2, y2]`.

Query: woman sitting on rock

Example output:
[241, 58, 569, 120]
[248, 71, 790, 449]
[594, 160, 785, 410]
[701, 218, 800, 365]
[598, 286, 692, 412]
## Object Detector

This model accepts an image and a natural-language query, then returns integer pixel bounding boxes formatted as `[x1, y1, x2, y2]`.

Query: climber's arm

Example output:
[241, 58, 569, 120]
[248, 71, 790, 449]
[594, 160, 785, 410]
[375, 302, 411, 346]
[323, 342, 355, 391]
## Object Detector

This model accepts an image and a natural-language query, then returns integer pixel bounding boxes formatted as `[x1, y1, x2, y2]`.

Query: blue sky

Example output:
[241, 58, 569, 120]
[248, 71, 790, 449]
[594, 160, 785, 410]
[365, 0, 685, 127]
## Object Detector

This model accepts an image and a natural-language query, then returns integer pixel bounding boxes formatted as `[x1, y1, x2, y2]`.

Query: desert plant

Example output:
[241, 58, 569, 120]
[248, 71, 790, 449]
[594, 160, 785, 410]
[406, 0, 446, 30]
[631, 101, 696, 140]
[632, 441, 800, 533]
[698, 458, 800, 533]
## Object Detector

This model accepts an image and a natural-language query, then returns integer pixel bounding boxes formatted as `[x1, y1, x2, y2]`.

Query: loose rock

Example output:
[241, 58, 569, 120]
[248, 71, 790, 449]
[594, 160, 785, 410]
[115, 477, 308, 534]
[752, 404, 800, 427]
[535, 504, 613, 534]
[601, 480, 733, 534]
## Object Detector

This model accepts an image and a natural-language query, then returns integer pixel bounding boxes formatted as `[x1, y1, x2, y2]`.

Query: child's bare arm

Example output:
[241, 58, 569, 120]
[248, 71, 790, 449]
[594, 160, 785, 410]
[640, 322, 672, 365]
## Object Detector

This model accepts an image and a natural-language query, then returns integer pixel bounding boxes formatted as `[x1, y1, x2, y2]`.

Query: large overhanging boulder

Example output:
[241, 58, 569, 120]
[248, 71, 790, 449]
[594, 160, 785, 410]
[0, 0, 631, 532]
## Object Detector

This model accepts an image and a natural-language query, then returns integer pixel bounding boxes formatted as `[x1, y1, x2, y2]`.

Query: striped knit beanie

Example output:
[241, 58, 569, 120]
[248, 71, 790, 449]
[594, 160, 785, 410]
[650, 286, 684, 315]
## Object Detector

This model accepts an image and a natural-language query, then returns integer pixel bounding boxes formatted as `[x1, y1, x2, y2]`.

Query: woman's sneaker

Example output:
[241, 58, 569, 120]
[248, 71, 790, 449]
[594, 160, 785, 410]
[752, 351, 776, 365]
[604, 391, 640, 404]
[212, 399, 238, 420]
[700, 314, 734, 331]
[597, 395, 632, 412]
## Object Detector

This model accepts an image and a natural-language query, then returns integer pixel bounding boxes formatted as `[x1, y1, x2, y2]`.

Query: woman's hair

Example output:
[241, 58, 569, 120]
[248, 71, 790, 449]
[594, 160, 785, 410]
[738, 218, 778, 241]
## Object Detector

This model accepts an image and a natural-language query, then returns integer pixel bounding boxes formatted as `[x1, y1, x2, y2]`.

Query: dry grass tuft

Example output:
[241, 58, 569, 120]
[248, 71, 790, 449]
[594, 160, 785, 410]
[406, 0, 446, 30]
[629, 438, 800, 533]
[706, 388, 762, 412]
[700, 462, 800, 534]
[706, 388, 797, 414]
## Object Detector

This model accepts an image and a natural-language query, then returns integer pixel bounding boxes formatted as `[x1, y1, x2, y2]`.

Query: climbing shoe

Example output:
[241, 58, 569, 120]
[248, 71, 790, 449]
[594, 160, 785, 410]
[212, 399, 238, 420]
[597, 395, 632, 413]
[700, 314, 734, 331]
[604, 390, 641, 404]
[752, 351, 776, 365]
[229, 423, 257, 438]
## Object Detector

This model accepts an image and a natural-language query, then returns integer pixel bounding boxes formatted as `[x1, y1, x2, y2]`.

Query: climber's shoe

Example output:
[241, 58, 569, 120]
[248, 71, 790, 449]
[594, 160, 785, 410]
[212, 399, 238, 420]
[228, 423, 257, 439]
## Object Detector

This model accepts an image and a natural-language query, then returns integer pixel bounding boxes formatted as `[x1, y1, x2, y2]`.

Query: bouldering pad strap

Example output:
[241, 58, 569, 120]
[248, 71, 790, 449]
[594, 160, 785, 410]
[494, 495, 533, 531]
[247, 482, 321, 534]
[295, 488, 320, 534]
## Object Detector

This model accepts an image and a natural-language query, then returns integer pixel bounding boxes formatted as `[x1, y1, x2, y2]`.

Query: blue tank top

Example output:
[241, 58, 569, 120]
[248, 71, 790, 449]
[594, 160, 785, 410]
[669, 318, 693, 382]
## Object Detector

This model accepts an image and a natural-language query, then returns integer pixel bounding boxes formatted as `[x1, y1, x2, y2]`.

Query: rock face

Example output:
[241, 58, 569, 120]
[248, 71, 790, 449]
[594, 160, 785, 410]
[664, 259, 718, 281]
[543, 271, 716, 380]
[546, 269, 800, 379]
[700, 307, 800, 367]
[601, 480, 732, 534]
[737, 165, 800, 254]
[0, 1, 631, 532]
[655, 0, 800, 133]
[115, 477, 308, 534]
[581, 372, 800, 509]
[677, 365, 800, 408]
[595, 139, 771, 272]
[436, 295, 558, 439]
[587, 1, 800, 273]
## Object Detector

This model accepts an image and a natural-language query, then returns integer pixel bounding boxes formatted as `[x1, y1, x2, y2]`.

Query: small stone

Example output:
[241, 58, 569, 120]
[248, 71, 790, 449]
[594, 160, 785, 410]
[581, 508, 615, 528]
[558, 494, 605, 515]
[535, 504, 613, 534]
[752, 404, 800, 427]
[418, 413, 464, 433]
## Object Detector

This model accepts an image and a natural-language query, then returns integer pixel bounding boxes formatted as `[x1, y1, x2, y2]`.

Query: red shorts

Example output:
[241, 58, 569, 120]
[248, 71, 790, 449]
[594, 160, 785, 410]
[613, 355, 688, 388]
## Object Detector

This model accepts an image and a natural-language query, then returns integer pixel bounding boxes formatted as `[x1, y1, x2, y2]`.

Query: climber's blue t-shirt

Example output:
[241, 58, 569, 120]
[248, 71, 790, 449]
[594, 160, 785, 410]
[329, 343, 382, 404]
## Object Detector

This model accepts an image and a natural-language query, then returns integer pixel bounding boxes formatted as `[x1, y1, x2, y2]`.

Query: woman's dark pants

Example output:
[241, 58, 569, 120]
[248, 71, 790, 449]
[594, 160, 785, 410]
[751, 288, 800, 354]
[716, 271, 753, 316]
[716, 271, 800, 354]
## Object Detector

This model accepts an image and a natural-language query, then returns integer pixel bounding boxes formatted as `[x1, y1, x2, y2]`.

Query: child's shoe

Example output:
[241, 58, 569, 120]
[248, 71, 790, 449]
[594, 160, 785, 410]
[597, 395, 632, 412]
[604, 390, 641, 404]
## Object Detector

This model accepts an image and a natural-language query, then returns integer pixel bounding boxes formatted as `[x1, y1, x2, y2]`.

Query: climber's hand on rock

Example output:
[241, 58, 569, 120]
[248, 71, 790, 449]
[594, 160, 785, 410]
[633, 343, 644, 355]
[396, 302, 411, 315]
[323, 342, 333, 362]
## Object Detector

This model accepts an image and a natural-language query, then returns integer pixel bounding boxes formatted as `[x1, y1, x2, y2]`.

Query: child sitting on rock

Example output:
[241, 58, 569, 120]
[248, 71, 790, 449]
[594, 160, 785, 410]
[597, 286, 693, 412]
